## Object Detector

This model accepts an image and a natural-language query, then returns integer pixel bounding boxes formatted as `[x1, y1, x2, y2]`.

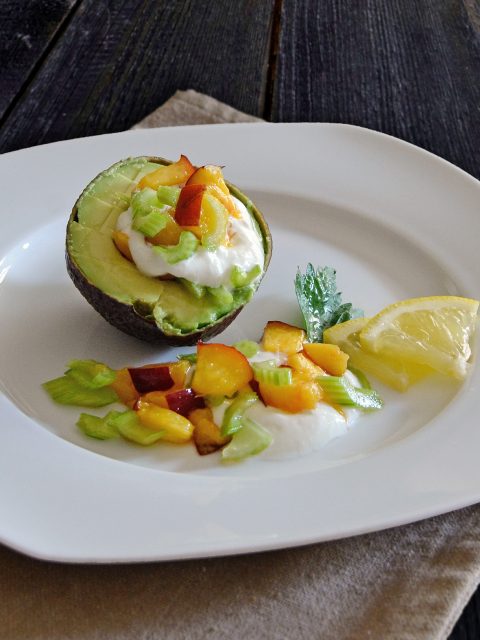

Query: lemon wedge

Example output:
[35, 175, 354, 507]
[359, 296, 479, 380]
[324, 317, 431, 391]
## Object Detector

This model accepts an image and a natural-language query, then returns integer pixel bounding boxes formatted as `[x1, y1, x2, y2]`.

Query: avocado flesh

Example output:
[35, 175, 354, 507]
[66, 157, 272, 344]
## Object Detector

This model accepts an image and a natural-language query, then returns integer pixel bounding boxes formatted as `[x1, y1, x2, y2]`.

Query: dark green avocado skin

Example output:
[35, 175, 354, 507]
[66, 156, 272, 346]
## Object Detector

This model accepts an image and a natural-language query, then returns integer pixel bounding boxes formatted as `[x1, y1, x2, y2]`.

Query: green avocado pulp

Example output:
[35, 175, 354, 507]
[67, 157, 263, 336]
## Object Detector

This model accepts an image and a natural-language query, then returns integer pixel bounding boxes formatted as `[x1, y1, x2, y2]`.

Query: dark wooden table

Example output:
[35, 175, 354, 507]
[1, 1, 479, 636]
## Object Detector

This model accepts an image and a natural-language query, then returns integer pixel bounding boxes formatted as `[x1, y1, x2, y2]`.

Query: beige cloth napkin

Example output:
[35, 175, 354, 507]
[2, 89, 480, 640]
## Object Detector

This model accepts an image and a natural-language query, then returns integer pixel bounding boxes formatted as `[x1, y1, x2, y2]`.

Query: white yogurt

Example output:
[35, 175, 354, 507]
[116, 197, 264, 288]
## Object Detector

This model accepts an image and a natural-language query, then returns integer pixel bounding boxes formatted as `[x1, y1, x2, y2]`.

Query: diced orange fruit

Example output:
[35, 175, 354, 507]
[199, 191, 229, 248]
[112, 230, 132, 261]
[168, 359, 191, 388]
[192, 343, 253, 397]
[110, 368, 139, 408]
[138, 155, 195, 189]
[303, 343, 349, 376]
[136, 403, 194, 444]
[287, 352, 325, 379]
[148, 212, 182, 246]
[186, 165, 229, 195]
[259, 371, 322, 413]
[206, 185, 239, 218]
[138, 391, 168, 409]
[262, 321, 306, 355]
[189, 407, 231, 455]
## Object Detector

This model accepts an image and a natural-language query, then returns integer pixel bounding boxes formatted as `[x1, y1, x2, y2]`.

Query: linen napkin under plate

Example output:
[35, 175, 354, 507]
[2, 89, 480, 640]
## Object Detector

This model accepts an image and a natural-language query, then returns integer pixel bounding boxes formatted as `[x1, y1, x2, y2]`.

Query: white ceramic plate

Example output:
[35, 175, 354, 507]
[0, 123, 479, 563]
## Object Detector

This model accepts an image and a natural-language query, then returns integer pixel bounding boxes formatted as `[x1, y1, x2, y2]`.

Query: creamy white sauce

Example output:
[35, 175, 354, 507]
[116, 196, 264, 288]
[211, 353, 361, 460]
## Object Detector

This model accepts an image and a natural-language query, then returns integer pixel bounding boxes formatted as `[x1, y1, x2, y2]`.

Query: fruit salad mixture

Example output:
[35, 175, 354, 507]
[43, 264, 478, 462]
[43, 320, 382, 461]
[113, 155, 264, 289]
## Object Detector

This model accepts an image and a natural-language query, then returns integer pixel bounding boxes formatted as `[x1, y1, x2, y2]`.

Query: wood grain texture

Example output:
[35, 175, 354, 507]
[272, 0, 480, 179]
[0, 0, 275, 153]
[0, 0, 78, 120]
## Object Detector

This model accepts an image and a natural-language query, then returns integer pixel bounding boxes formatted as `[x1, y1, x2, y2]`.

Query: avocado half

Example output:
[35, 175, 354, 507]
[66, 156, 272, 345]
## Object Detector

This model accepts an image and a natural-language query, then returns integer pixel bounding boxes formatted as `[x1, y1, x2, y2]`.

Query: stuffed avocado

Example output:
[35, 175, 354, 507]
[66, 155, 272, 345]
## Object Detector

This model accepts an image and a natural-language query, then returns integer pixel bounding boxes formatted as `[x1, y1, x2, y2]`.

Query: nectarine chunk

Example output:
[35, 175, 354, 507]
[138, 155, 195, 189]
[136, 403, 194, 444]
[262, 321, 306, 354]
[110, 368, 139, 408]
[287, 352, 325, 379]
[186, 165, 229, 194]
[148, 212, 182, 246]
[259, 371, 322, 413]
[303, 343, 349, 376]
[189, 407, 231, 455]
[192, 343, 253, 397]
[112, 230, 132, 261]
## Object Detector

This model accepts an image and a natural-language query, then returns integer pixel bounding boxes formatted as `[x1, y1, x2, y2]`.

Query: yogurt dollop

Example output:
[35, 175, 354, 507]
[116, 197, 264, 288]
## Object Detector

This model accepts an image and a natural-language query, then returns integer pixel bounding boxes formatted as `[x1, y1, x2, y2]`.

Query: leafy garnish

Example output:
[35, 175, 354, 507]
[295, 265, 363, 342]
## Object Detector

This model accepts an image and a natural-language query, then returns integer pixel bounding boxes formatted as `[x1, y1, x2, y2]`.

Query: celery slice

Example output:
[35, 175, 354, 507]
[157, 185, 180, 207]
[131, 187, 159, 217]
[77, 411, 121, 440]
[134, 208, 170, 237]
[152, 231, 199, 264]
[318, 375, 383, 409]
[233, 340, 259, 358]
[43, 376, 118, 407]
[253, 362, 292, 386]
[347, 366, 372, 390]
[221, 391, 258, 436]
[222, 418, 272, 461]
[177, 352, 197, 364]
[109, 410, 166, 445]
[66, 359, 116, 389]
[231, 264, 262, 288]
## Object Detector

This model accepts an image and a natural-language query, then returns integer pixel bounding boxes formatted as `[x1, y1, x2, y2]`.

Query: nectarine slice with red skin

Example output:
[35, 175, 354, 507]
[138, 155, 195, 189]
[262, 321, 306, 355]
[136, 403, 194, 444]
[186, 165, 229, 194]
[190, 407, 231, 455]
[192, 343, 253, 397]
[175, 184, 206, 226]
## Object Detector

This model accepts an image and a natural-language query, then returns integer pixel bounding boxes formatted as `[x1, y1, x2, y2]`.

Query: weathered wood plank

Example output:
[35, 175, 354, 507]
[272, 0, 480, 179]
[0, 0, 275, 152]
[0, 0, 78, 120]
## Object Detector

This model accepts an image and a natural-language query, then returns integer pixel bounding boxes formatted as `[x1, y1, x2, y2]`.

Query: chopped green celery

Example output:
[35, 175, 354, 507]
[230, 264, 262, 288]
[347, 366, 372, 390]
[177, 352, 197, 364]
[43, 376, 118, 407]
[134, 208, 170, 237]
[232, 285, 255, 306]
[207, 285, 234, 307]
[109, 410, 166, 445]
[253, 362, 292, 386]
[205, 394, 226, 407]
[233, 340, 259, 358]
[221, 391, 258, 436]
[152, 231, 199, 264]
[318, 375, 383, 410]
[222, 418, 272, 461]
[77, 411, 122, 440]
[66, 359, 116, 389]
[157, 185, 180, 207]
[180, 278, 205, 299]
[131, 187, 159, 218]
